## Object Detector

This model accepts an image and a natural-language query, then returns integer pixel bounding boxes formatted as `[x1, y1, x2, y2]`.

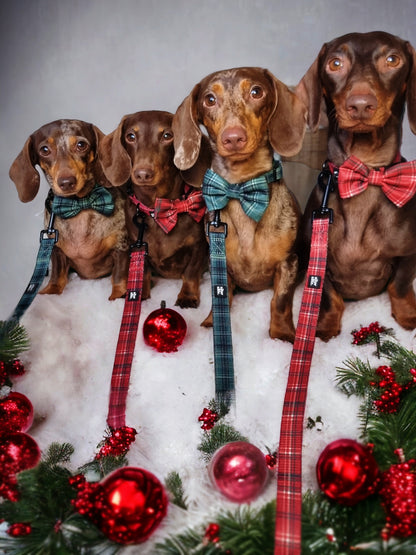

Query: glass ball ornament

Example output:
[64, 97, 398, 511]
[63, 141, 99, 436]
[143, 301, 187, 353]
[316, 438, 380, 505]
[0, 431, 41, 473]
[0, 392, 34, 432]
[209, 441, 269, 503]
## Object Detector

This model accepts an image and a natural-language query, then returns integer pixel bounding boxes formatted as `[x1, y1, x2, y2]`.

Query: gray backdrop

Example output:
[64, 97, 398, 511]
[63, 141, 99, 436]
[1, 0, 415, 316]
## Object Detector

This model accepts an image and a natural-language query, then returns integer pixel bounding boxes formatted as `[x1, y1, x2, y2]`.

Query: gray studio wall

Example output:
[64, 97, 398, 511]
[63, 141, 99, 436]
[1, 0, 415, 316]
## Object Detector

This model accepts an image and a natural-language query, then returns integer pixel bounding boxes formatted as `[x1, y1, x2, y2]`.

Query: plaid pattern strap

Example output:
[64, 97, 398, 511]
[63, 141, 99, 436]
[274, 216, 330, 554]
[208, 225, 235, 407]
[337, 155, 416, 207]
[107, 249, 146, 430]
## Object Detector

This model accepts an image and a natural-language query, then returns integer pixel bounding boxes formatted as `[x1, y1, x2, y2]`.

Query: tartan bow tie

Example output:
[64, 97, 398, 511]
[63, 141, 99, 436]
[336, 156, 416, 207]
[129, 187, 206, 233]
[202, 160, 282, 222]
[51, 184, 115, 218]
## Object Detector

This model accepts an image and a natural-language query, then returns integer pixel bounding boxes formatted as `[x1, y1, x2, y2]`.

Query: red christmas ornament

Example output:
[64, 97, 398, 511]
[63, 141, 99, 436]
[198, 408, 219, 430]
[95, 467, 168, 544]
[204, 522, 221, 544]
[0, 392, 34, 433]
[7, 522, 32, 537]
[209, 441, 269, 503]
[95, 426, 137, 459]
[316, 439, 380, 505]
[0, 431, 41, 474]
[143, 302, 187, 353]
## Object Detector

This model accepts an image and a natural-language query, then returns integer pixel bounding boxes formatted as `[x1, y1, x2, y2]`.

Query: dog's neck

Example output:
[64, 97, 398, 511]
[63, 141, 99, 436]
[130, 173, 184, 207]
[210, 144, 274, 184]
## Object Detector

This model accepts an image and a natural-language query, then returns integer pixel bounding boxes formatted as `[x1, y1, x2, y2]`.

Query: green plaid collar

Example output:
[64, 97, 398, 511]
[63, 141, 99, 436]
[51, 184, 115, 219]
[202, 159, 282, 222]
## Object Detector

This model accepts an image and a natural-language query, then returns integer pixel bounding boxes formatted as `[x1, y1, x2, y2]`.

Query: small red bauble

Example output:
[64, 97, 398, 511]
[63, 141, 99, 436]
[209, 441, 269, 503]
[0, 431, 41, 474]
[0, 392, 34, 433]
[316, 438, 380, 505]
[143, 302, 187, 353]
[96, 466, 168, 544]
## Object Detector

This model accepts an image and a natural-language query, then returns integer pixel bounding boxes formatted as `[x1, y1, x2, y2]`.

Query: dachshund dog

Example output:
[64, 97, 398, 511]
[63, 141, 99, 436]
[99, 110, 208, 308]
[296, 31, 416, 340]
[173, 67, 307, 341]
[9, 119, 130, 300]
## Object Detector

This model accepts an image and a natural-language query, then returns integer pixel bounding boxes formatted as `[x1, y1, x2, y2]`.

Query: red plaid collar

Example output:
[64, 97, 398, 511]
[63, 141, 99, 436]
[129, 186, 206, 233]
[329, 154, 416, 207]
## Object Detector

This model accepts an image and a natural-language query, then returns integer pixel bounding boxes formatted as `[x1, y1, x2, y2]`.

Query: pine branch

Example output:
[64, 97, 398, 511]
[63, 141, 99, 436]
[165, 471, 188, 510]
[197, 423, 248, 463]
[335, 357, 375, 397]
[0, 320, 30, 362]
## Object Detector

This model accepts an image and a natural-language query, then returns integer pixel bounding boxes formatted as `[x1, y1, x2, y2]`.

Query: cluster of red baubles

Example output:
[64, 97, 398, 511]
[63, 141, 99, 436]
[95, 426, 137, 459]
[351, 321, 386, 344]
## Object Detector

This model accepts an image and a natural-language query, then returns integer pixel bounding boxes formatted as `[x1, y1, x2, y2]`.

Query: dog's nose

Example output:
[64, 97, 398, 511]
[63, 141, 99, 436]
[134, 167, 155, 183]
[346, 93, 378, 119]
[221, 126, 248, 151]
[57, 175, 77, 192]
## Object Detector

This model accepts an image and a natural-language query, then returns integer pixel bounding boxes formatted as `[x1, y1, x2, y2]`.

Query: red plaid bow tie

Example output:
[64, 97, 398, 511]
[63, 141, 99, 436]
[129, 187, 206, 233]
[336, 156, 416, 207]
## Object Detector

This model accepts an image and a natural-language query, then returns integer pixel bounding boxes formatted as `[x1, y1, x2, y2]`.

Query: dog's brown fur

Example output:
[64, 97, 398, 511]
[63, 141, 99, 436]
[99, 110, 208, 308]
[173, 67, 306, 341]
[9, 119, 129, 300]
[296, 31, 416, 340]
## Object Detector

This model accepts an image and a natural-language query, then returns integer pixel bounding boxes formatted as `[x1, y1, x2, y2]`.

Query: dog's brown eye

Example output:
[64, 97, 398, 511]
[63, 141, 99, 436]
[76, 140, 88, 152]
[250, 86, 263, 99]
[327, 58, 343, 71]
[204, 93, 216, 107]
[386, 54, 401, 67]
[161, 130, 173, 142]
[125, 132, 136, 143]
[39, 145, 51, 156]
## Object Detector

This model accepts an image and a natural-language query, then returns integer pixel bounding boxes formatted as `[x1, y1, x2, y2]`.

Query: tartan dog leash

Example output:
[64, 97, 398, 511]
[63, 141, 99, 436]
[274, 165, 335, 554]
[107, 208, 147, 430]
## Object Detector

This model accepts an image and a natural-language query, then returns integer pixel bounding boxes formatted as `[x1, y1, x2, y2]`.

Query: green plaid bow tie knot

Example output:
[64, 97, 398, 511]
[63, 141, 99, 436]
[51, 184, 115, 219]
[202, 159, 282, 222]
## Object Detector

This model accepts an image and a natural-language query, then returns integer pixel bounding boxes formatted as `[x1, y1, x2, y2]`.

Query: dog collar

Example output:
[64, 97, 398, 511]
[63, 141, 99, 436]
[202, 159, 282, 222]
[48, 185, 115, 219]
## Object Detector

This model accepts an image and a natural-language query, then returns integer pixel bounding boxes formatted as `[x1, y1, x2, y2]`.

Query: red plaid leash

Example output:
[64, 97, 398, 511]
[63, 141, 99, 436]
[274, 168, 334, 554]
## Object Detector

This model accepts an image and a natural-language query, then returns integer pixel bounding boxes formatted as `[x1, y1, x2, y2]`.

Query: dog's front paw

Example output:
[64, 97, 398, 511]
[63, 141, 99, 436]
[108, 282, 127, 301]
[269, 322, 295, 343]
[200, 310, 213, 328]
[175, 295, 199, 309]
[39, 282, 65, 295]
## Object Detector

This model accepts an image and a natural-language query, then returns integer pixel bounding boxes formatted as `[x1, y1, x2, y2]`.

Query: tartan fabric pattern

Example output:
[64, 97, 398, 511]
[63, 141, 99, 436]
[8, 235, 56, 322]
[107, 249, 146, 430]
[337, 155, 416, 207]
[51, 184, 115, 218]
[208, 228, 235, 407]
[274, 216, 330, 554]
[202, 159, 282, 222]
[129, 187, 206, 233]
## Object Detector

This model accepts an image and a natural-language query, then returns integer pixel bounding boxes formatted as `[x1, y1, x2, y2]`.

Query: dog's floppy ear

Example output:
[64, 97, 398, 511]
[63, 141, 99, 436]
[90, 124, 113, 188]
[266, 70, 307, 157]
[406, 41, 416, 134]
[9, 135, 41, 203]
[172, 83, 202, 171]
[99, 116, 132, 186]
[295, 45, 327, 132]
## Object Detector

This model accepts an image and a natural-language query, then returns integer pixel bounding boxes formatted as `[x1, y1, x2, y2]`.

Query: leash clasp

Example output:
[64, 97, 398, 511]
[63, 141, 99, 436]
[40, 211, 59, 243]
[312, 163, 336, 222]
[206, 210, 228, 237]
[131, 208, 148, 253]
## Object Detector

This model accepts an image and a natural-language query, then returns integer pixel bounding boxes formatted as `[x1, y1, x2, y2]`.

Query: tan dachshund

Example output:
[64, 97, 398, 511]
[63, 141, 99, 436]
[173, 67, 306, 341]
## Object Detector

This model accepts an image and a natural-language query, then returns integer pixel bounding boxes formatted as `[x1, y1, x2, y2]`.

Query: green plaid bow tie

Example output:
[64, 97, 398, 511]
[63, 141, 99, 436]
[51, 185, 115, 219]
[202, 159, 282, 222]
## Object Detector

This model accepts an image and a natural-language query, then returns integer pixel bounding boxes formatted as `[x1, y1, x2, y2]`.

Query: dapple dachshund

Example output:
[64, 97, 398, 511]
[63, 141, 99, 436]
[172, 67, 307, 341]
[296, 31, 416, 340]
[9, 119, 129, 300]
[99, 110, 208, 308]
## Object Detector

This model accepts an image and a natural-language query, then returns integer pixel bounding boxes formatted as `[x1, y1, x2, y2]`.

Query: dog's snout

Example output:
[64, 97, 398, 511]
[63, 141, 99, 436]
[345, 93, 378, 119]
[57, 174, 77, 192]
[134, 167, 155, 183]
[221, 126, 248, 151]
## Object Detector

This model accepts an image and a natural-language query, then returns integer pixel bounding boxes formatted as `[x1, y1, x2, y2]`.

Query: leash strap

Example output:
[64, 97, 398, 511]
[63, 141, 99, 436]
[8, 214, 58, 323]
[274, 169, 334, 554]
[107, 210, 147, 430]
[207, 211, 235, 408]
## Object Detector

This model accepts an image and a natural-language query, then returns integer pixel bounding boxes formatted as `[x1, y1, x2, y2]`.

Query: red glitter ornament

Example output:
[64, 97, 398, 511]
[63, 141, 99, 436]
[143, 302, 187, 353]
[316, 439, 380, 505]
[0, 392, 34, 433]
[198, 408, 219, 431]
[95, 426, 137, 459]
[209, 441, 269, 503]
[0, 431, 41, 474]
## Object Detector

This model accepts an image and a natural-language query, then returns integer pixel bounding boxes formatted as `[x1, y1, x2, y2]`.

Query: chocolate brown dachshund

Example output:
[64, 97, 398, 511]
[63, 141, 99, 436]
[9, 119, 129, 300]
[173, 67, 306, 341]
[99, 110, 208, 308]
[296, 31, 416, 340]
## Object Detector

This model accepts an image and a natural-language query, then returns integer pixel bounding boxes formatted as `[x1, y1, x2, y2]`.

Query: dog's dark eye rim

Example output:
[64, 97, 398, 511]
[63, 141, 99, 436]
[204, 93, 217, 106]
[250, 85, 264, 99]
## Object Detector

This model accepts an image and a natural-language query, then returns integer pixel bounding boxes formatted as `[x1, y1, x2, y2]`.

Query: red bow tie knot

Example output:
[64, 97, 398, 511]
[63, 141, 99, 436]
[337, 156, 416, 207]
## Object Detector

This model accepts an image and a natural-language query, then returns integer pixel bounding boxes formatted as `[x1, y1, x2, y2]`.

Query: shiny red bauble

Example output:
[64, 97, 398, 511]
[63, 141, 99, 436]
[0, 431, 41, 473]
[97, 466, 168, 544]
[0, 392, 34, 432]
[316, 438, 380, 505]
[209, 441, 269, 503]
[143, 303, 187, 353]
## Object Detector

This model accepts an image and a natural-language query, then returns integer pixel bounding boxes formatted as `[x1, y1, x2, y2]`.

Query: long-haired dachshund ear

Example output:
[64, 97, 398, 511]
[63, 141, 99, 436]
[406, 41, 416, 134]
[294, 45, 327, 132]
[99, 116, 132, 186]
[90, 124, 113, 188]
[172, 83, 202, 171]
[266, 70, 307, 157]
[9, 135, 41, 203]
